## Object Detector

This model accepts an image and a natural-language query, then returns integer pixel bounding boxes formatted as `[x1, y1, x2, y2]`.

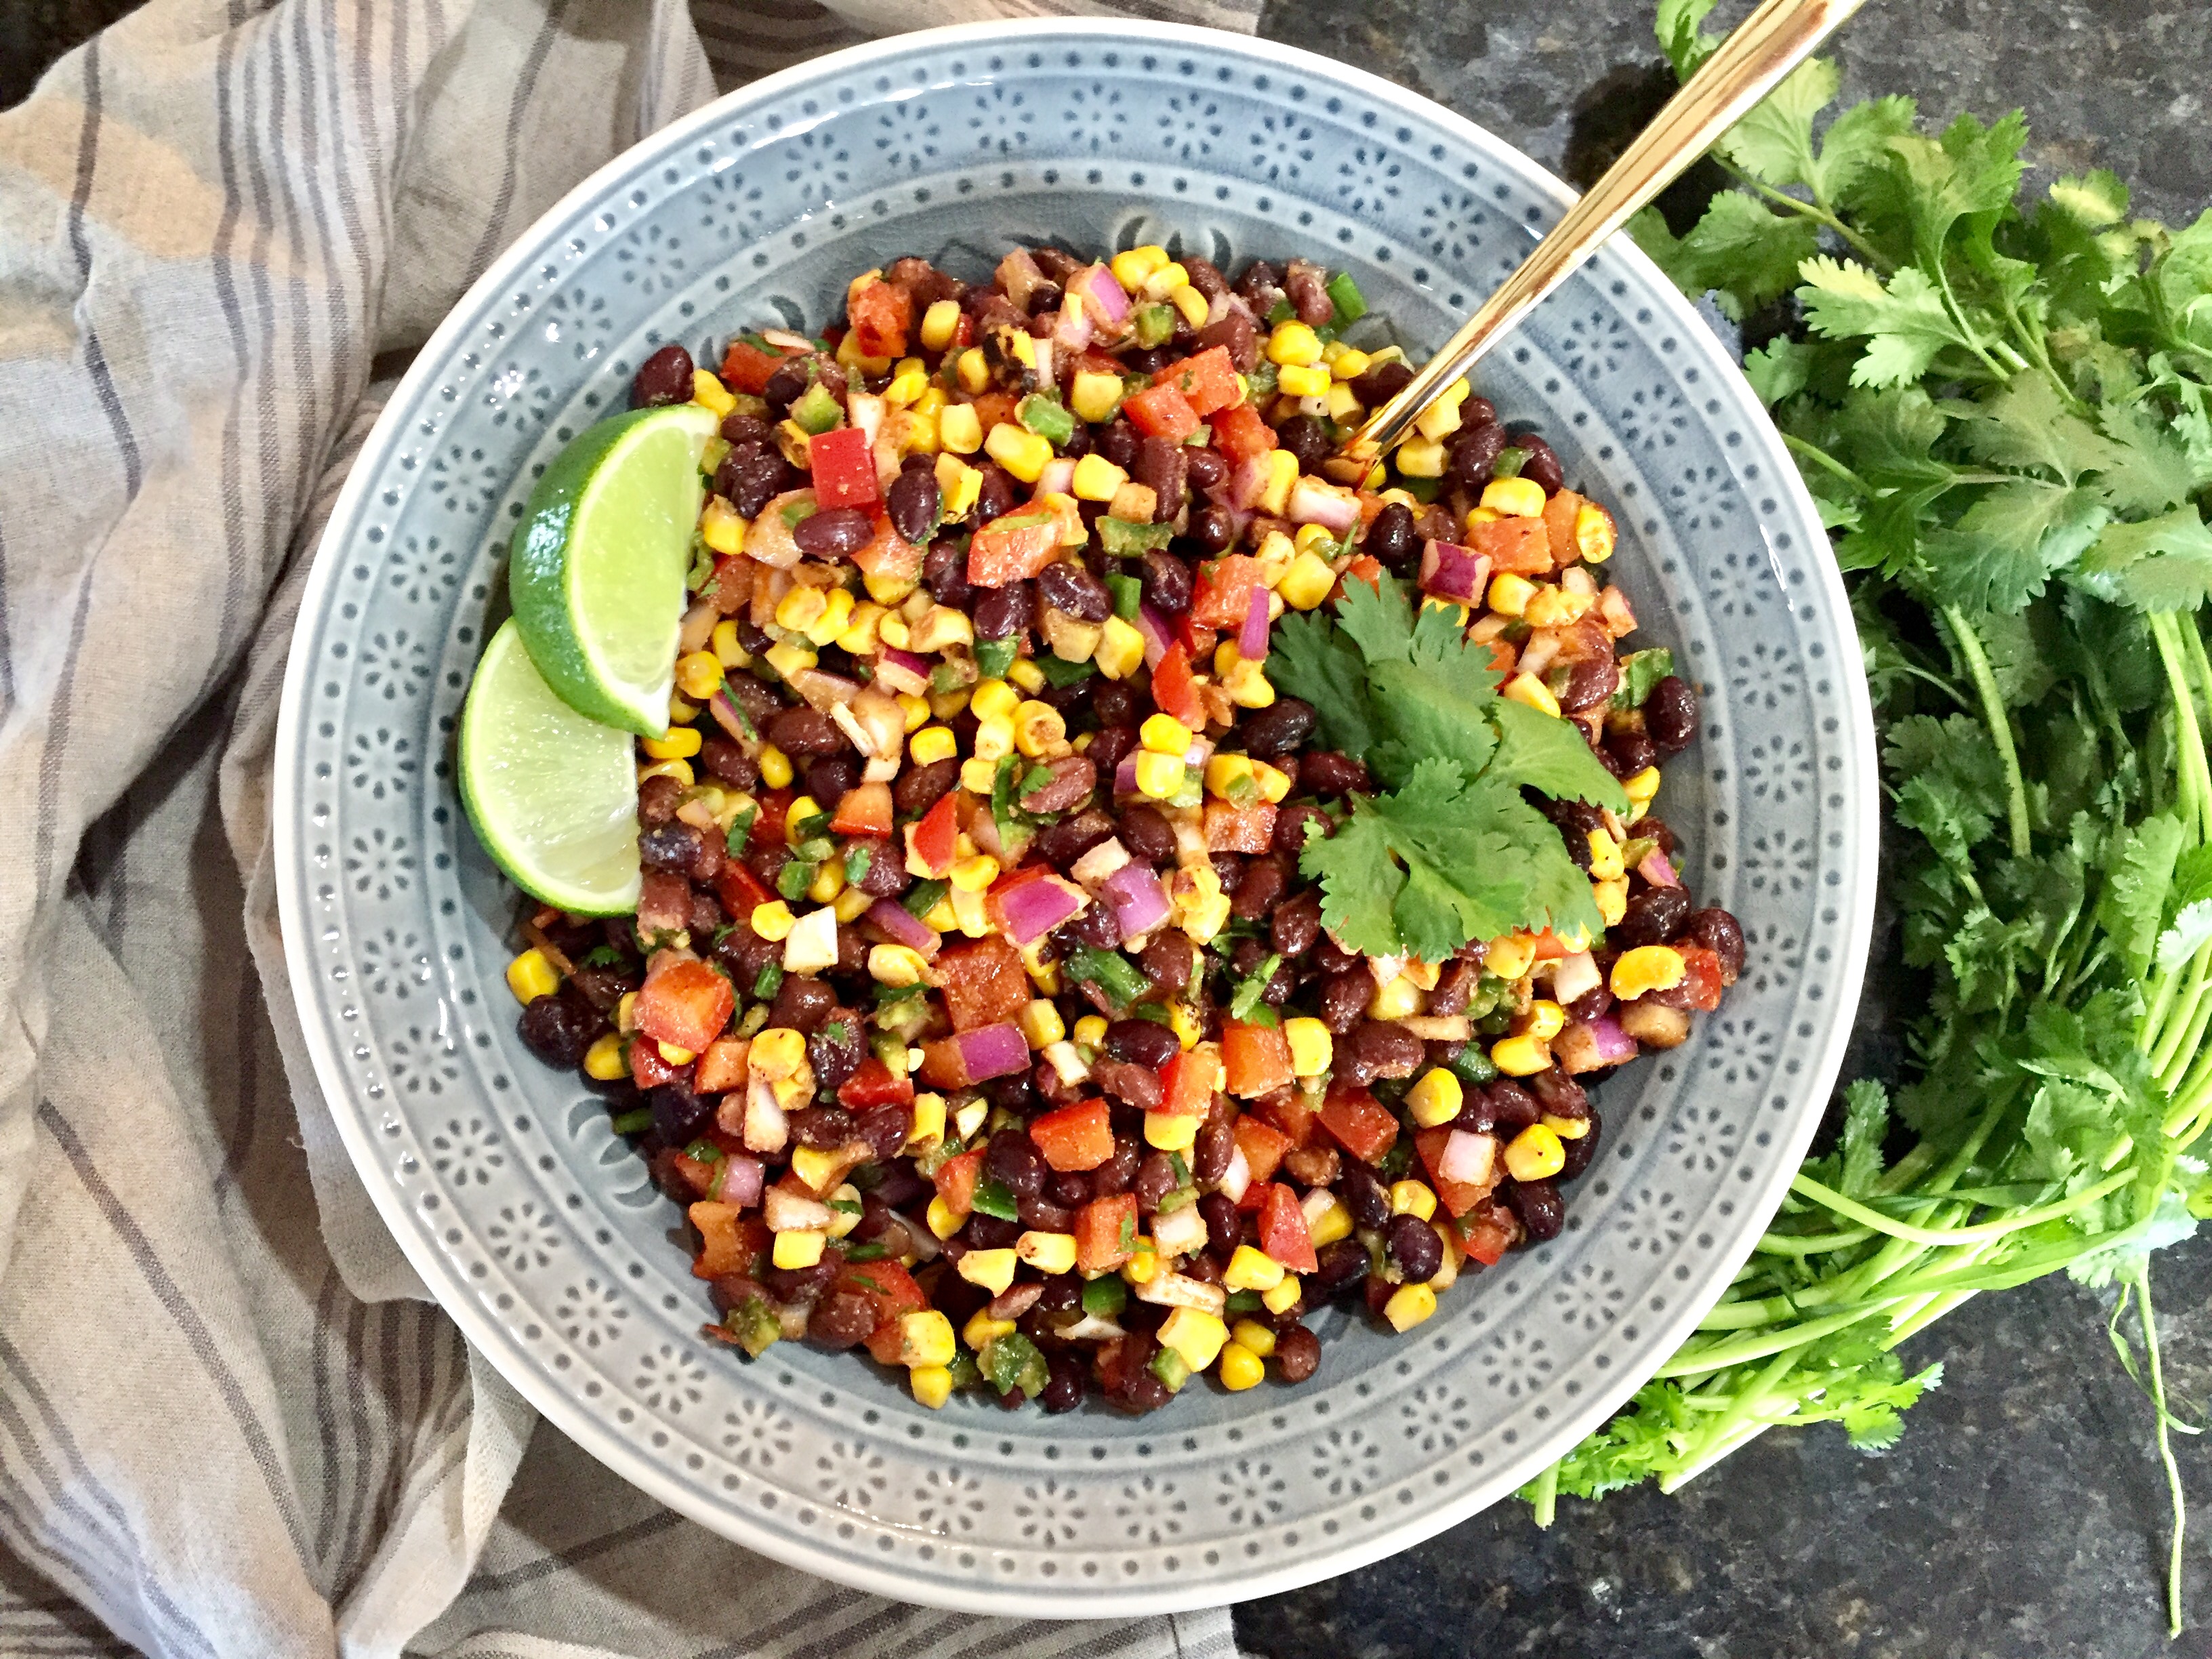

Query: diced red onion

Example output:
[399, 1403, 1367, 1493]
[1438, 1128, 1498, 1187]
[998, 874, 1085, 947]
[1113, 752, 1141, 796]
[1580, 1015, 1639, 1066]
[716, 1153, 764, 1208]
[1550, 949, 1601, 1006]
[1069, 837, 1130, 888]
[709, 689, 760, 753]
[848, 390, 884, 449]
[1072, 264, 1130, 329]
[1288, 475, 1359, 535]
[997, 248, 1046, 310]
[1136, 603, 1174, 671]
[1037, 457, 1077, 498]
[741, 1076, 788, 1155]
[1419, 540, 1492, 605]
[1517, 632, 1560, 679]
[874, 647, 930, 698]
[1052, 302, 1094, 352]
[1638, 850, 1680, 888]
[788, 668, 861, 712]
[1101, 863, 1171, 939]
[1216, 1145, 1252, 1205]
[867, 898, 940, 955]
[957, 1022, 1030, 1083]
[1238, 584, 1271, 661]
[1228, 454, 1273, 512]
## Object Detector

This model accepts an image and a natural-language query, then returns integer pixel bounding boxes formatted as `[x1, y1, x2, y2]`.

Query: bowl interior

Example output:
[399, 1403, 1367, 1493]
[280, 19, 1872, 1616]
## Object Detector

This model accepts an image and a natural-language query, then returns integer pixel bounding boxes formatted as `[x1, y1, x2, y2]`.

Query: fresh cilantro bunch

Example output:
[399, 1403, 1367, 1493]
[1532, 1, 2212, 1632]
[1272, 573, 1627, 962]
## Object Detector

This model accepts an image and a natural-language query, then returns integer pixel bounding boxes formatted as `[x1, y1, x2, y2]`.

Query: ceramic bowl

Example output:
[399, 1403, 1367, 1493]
[274, 18, 1877, 1615]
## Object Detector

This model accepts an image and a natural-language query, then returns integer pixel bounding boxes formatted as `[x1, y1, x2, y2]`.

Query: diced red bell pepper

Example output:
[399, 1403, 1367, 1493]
[1076, 1192, 1140, 1273]
[1415, 1127, 1495, 1218]
[970, 390, 1020, 434]
[933, 935, 1029, 1032]
[808, 426, 880, 511]
[1222, 1019, 1294, 1099]
[634, 958, 735, 1053]
[851, 1258, 932, 1362]
[1456, 1200, 1519, 1266]
[967, 511, 1065, 588]
[708, 554, 754, 615]
[933, 1148, 985, 1216]
[1465, 513, 1553, 575]
[847, 280, 913, 359]
[1190, 555, 1269, 628]
[690, 1202, 769, 1279]
[1150, 642, 1202, 728]
[836, 1055, 915, 1111]
[1233, 1116, 1292, 1191]
[1541, 487, 1585, 555]
[1203, 800, 1277, 854]
[1030, 1098, 1115, 1172]
[695, 1036, 750, 1094]
[1256, 1183, 1319, 1273]
[1318, 1080, 1399, 1164]
[1210, 403, 1277, 467]
[1673, 945, 1727, 1010]
[758, 787, 796, 846]
[1158, 1042, 1220, 1118]
[831, 780, 893, 837]
[719, 339, 787, 394]
[714, 861, 777, 920]
[630, 1041, 688, 1090]
[1339, 554, 1385, 594]
[1150, 346, 1241, 417]
[1250, 1085, 1320, 1149]
[1121, 382, 1201, 442]
[905, 790, 960, 879]
[852, 516, 923, 584]
[670, 1151, 719, 1200]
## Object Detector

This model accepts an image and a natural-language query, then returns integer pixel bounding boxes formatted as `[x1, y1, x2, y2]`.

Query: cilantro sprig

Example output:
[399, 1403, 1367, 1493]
[1273, 575, 1626, 960]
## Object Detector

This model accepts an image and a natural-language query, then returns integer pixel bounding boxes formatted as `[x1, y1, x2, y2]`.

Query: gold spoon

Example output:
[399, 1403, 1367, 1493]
[1330, 0, 1870, 478]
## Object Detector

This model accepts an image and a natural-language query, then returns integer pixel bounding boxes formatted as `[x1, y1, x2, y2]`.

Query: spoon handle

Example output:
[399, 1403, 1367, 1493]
[1336, 0, 1870, 470]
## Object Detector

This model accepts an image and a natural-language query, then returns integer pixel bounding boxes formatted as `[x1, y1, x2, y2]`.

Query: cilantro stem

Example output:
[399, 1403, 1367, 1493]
[1780, 432, 1872, 495]
[1528, 1458, 1560, 1527]
[1717, 161, 1889, 269]
[1938, 605, 2033, 857]
[1786, 1167, 2135, 1247]
[2131, 1266, 2188, 1638]
[2151, 612, 2212, 844]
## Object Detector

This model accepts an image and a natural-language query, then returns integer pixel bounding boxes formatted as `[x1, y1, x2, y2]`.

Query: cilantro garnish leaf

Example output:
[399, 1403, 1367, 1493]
[1271, 609, 1380, 756]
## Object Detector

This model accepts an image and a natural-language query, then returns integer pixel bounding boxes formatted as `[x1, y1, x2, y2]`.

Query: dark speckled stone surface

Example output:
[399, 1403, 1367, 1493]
[1237, 2, 2212, 1656]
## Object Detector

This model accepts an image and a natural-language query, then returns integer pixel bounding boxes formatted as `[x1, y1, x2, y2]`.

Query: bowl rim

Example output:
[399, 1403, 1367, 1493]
[274, 14, 1879, 1616]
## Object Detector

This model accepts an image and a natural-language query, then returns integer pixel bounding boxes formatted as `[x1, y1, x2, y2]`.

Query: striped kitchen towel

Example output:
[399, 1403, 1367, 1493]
[0, 0, 1256, 1654]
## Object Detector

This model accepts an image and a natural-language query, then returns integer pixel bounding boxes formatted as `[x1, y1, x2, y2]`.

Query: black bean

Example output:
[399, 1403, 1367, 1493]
[651, 1082, 713, 1145]
[1139, 929, 1197, 996]
[1106, 1019, 1181, 1070]
[1088, 724, 1136, 783]
[1185, 447, 1229, 492]
[715, 441, 789, 517]
[639, 821, 703, 876]
[1132, 1152, 1179, 1213]
[1239, 696, 1316, 759]
[697, 737, 758, 792]
[518, 987, 605, 1069]
[631, 343, 694, 407]
[1333, 1164, 1388, 1233]
[987, 1128, 1050, 1199]
[768, 975, 838, 1033]
[761, 356, 813, 412]
[1050, 1171, 1093, 1208]
[1487, 1080, 1541, 1131]
[1566, 985, 1613, 1024]
[1387, 1213, 1443, 1282]
[1509, 1178, 1564, 1241]
[1647, 675, 1698, 752]
[1605, 728, 1658, 779]
[1529, 1069, 1589, 1123]
[1360, 501, 1416, 569]
[1026, 280, 1065, 316]
[1085, 681, 1134, 728]
[793, 507, 874, 561]
[1097, 418, 1141, 470]
[766, 707, 844, 756]
[1122, 346, 1174, 376]
[1031, 808, 1116, 872]
[804, 755, 859, 802]
[970, 581, 1033, 644]
[762, 1262, 837, 1305]
[1284, 260, 1334, 326]
[1614, 886, 1693, 949]
[1556, 657, 1616, 714]
[1270, 888, 1324, 958]
[1197, 309, 1260, 371]
[1040, 1351, 1088, 1413]
[1233, 258, 1284, 310]
[848, 835, 907, 898]
[1210, 853, 1246, 895]
[1139, 549, 1195, 614]
[1040, 560, 1112, 622]
[893, 758, 960, 817]
[1057, 903, 1122, 951]
[1094, 1057, 1164, 1111]
[720, 411, 771, 448]
[1116, 1367, 1172, 1414]
[1273, 804, 1332, 860]
[785, 1105, 856, 1149]
[1340, 1021, 1425, 1085]
[924, 537, 972, 606]
[1682, 907, 1747, 981]
[886, 468, 940, 544]
[965, 1213, 1021, 1250]
[1510, 431, 1565, 494]
[1117, 803, 1178, 863]
[1300, 751, 1370, 796]
[974, 464, 1017, 524]
[1317, 970, 1370, 1036]
[1351, 359, 1413, 409]
[1031, 246, 1084, 281]
[1192, 1122, 1235, 1188]
[1559, 1111, 1602, 1182]
[807, 1017, 864, 1092]
[1444, 421, 1506, 491]
[1092, 1135, 1142, 1198]
[1187, 503, 1236, 555]
[1193, 1191, 1240, 1259]
[808, 1289, 879, 1350]
[1276, 415, 1332, 472]
[855, 1104, 912, 1162]
[1310, 1240, 1371, 1298]
[1134, 436, 1189, 523]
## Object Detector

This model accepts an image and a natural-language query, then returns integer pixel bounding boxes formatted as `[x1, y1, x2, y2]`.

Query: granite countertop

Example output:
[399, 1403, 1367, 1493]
[1238, 2, 2212, 1655]
[4, 1, 2205, 1653]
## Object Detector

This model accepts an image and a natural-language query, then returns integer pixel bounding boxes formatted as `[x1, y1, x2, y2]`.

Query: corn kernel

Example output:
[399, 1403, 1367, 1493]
[1007, 657, 1047, 695]
[1574, 501, 1617, 563]
[1258, 448, 1299, 516]
[1523, 999, 1566, 1041]
[1382, 1283, 1437, 1332]
[1171, 283, 1211, 329]
[1158, 1307, 1231, 1372]
[1361, 973, 1417, 1023]
[908, 297, 960, 352]
[967, 677, 1018, 722]
[1587, 828, 1625, 882]
[1070, 370, 1126, 425]
[885, 364, 929, 407]
[1216, 1341, 1265, 1391]
[943, 857, 998, 901]
[787, 1145, 842, 1193]
[1325, 382, 1364, 423]
[895, 726, 951, 771]
[901, 1092, 946, 1153]
[1504, 1122, 1567, 1183]
[1502, 672, 1561, 718]
[1278, 1017, 1332, 1079]
[1466, 506, 1501, 529]
[637, 758, 695, 788]
[1141, 714, 1193, 755]
[615, 992, 638, 1035]
[1277, 363, 1331, 398]
[1481, 476, 1548, 518]
[1144, 1110, 1200, 1151]
[777, 796, 818, 846]
[1071, 453, 1128, 501]
[505, 948, 558, 1004]
[583, 1033, 628, 1081]
[690, 368, 736, 418]
[902, 1309, 956, 1380]
[1406, 1067, 1465, 1128]
[1223, 1245, 1286, 1292]
[964, 1313, 1017, 1353]
[1111, 244, 1170, 291]
[1332, 348, 1372, 382]
[1012, 701, 1066, 759]
[1204, 752, 1255, 799]
[1414, 398, 1464, 444]
[750, 901, 796, 943]
[1257, 1274, 1300, 1315]
[1131, 750, 1184, 800]
[1122, 1242, 1162, 1286]
[1141, 261, 1191, 300]
[1593, 876, 1629, 927]
[671, 643, 727, 698]
[1071, 1016, 1109, 1051]
[984, 422, 1052, 483]
[1390, 1179, 1438, 1221]
[1230, 1319, 1277, 1359]
[773, 1229, 827, 1270]
[1487, 572, 1537, 616]
[1093, 614, 1146, 680]
[641, 726, 701, 763]
[1267, 321, 1324, 367]
[1485, 933, 1535, 982]
[1403, 957, 1442, 992]
[1523, 583, 1594, 628]
[806, 862, 844, 905]
[764, 640, 817, 681]
[956, 1248, 1018, 1296]
[656, 1042, 695, 1067]
[1491, 1033, 1553, 1076]
[1269, 549, 1338, 613]
[1222, 657, 1275, 710]
[1017, 1231, 1080, 1275]
[805, 588, 855, 647]
[918, 1194, 959, 1240]
[750, 746, 792, 792]
[1019, 999, 1066, 1049]
[775, 586, 826, 636]
[1246, 762, 1288, 806]
[1543, 1113, 1591, 1142]
[938, 403, 983, 457]
[956, 348, 990, 394]
[972, 715, 1016, 763]
[1305, 1197, 1353, 1250]
[1395, 436, 1446, 478]
[958, 756, 998, 795]
[1160, 1002, 1199, 1052]
[1611, 945, 1688, 1000]
[1624, 766, 1662, 805]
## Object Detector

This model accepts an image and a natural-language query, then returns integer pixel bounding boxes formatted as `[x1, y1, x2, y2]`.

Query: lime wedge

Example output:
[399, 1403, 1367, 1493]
[509, 401, 717, 736]
[459, 618, 641, 916]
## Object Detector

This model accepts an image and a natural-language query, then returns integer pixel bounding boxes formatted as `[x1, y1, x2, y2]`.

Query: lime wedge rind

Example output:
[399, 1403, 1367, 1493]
[509, 401, 715, 737]
[459, 618, 642, 917]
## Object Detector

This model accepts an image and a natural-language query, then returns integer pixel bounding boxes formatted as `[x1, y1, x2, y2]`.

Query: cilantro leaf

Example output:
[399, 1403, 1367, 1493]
[1492, 700, 1629, 811]
[1717, 55, 1837, 192]
[2078, 508, 2212, 611]
[1632, 195, 1820, 323]
[1838, 1080, 1891, 1199]
[1798, 258, 1982, 388]
[1916, 483, 2109, 613]
[1271, 609, 1382, 756]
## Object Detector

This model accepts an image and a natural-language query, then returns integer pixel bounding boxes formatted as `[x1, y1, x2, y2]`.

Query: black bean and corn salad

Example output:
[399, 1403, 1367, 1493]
[503, 244, 1745, 1413]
